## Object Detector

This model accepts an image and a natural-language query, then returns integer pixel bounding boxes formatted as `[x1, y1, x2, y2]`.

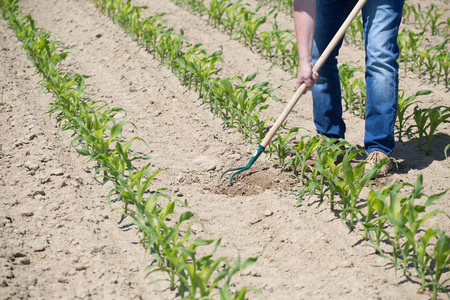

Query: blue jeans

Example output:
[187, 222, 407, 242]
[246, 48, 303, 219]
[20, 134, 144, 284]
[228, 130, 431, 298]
[312, 0, 404, 157]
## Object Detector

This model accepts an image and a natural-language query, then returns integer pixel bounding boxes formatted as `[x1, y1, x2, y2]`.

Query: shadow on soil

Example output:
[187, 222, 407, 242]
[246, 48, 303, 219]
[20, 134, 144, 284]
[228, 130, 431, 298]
[393, 134, 450, 173]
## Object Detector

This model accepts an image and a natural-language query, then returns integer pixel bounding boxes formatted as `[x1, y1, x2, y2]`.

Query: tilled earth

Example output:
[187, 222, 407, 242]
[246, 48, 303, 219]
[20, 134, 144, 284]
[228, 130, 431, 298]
[1, 0, 449, 299]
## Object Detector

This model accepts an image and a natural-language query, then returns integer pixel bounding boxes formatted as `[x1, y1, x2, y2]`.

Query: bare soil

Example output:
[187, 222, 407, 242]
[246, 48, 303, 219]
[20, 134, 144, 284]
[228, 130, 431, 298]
[1, 0, 449, 299]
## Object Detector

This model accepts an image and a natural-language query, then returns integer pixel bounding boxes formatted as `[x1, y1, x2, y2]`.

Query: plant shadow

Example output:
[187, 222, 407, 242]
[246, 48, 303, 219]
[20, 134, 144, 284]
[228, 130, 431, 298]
[393, 133, 450, 172]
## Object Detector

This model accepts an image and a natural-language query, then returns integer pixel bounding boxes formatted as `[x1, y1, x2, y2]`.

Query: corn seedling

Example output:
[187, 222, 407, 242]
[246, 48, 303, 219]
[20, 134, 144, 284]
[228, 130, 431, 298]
[423, 41, 447, 84]
[268, 127, 300, 168]
[390, 175, 447, 271]
[437, 50, 449, 88]
[412, 105, 450, 155]
[423, 4, 448, 36]
[239, 5, 267, 50]
[313, 139, 350, 209]
[339, 61, 364, 112]
[206, 0, 231, 28]
[223, 1, 245, 38]
[291, 134, 323, 182]
[397, 29, 425, 74]
[395, 89, 432, 142]
[431, 230, 450, 299]
[257, 0, 293, 16]
[339, 151, 386, 230]
[346, 15, 364, 48]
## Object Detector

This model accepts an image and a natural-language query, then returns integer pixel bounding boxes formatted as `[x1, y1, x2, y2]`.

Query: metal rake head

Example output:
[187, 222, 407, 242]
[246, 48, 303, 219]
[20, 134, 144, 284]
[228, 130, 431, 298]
[220, 145, 265, 186]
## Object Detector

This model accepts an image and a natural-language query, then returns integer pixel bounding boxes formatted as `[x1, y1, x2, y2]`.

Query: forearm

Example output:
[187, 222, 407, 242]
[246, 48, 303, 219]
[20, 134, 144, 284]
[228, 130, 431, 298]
[293, 0, 316, 64]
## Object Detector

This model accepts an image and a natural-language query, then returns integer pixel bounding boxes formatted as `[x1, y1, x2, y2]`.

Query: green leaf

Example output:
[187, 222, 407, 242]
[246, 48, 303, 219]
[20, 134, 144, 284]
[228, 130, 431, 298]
[194, 238, 215, 246]
[110, 121, 129, 139]
[179, 211, 194, 224]
[424, 189, 449, 207]
[220, 78, 234, 95]
[76, 148, 90, 156]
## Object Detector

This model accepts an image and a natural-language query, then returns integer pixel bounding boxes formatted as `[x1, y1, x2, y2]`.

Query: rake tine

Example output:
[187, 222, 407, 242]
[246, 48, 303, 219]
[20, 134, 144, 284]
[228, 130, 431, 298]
[220, 166, 245, 181]
[220, 145, 265, 186]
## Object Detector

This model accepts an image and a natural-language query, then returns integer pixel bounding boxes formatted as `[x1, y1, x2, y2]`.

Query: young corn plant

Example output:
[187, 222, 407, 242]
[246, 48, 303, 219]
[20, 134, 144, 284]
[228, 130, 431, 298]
[388, 175, 447, 272]
[132, 189, 259, 299]
[423, 4, 448, 36]
[217, 73, 278, 142]
[364, 186, 397, 249]
[186, 48, 223, 97]
[419, 47, 439, 84]
[354, 78, 366, 119]
[412, 105, 450, 155]
[258, 0, 293, 16]
[395, 89, 432, 142]
[430, 230, 450, 299]
[437, 50, 449, 88]
[339, 61, 364, 112]
[223, 0, 245, 38]
[397, 29, 425, 74]
[268, 127, 300, 168]
[402, 1, 416, 25]
[339, 151, 387, 230]
[206, 0, 232, 28]
[239, 5, 267, 50]
[313, 139, 351, 209]
[238, 80, 279, 141]
[261, 26, 275, 60]
[291, 134, 323, 183]
[346, 15, 364, 48]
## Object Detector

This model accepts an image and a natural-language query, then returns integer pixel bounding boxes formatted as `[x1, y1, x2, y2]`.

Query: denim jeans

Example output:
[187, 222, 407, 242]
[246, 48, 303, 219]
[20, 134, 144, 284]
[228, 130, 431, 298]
[311, 0, 404, 157]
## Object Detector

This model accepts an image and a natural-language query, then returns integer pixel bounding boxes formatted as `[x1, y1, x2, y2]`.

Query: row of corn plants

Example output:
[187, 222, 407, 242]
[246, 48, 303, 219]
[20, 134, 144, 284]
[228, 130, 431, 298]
[171, 0, 299, 74]
[171, 0, 450, 89]
[397, 29, 449, 87]
[277, 132, 449, 298]
[87, 0, 450, 298]
[94, 0, 283, 144]
[0, 1, 261, 299]
[257, 0, 293, 17]
[402, 2, 449, 38]
[337, 60, 449, 155]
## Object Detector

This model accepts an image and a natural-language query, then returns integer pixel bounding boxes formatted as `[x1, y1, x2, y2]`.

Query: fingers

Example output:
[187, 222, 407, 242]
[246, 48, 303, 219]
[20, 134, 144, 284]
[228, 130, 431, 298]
[297, 62, 319, 92]
[297, 73, 319, 92]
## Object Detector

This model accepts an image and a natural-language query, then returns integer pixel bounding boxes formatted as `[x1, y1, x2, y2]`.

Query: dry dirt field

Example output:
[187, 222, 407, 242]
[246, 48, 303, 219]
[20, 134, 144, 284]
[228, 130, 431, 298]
[1, 0, 449, 299]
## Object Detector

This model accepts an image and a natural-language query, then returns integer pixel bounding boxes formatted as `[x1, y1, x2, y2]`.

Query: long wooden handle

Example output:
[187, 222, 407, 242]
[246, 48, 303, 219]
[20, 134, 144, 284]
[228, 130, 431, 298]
[260, 0, 368, 148]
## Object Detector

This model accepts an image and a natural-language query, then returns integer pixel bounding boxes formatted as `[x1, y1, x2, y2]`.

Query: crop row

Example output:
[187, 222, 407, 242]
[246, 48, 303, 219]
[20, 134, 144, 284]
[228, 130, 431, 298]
[170, 0, 450, 137]
[0, 1, 261, 299]
[169, 0, 449, 89]
[337, 60, 450, 152]
[89, 0, 450, 298]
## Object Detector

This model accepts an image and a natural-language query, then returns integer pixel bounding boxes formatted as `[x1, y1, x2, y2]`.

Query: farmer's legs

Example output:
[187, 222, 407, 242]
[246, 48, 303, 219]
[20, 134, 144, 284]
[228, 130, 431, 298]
[312, 0, 357, 139]
[362, 0, 404, 156]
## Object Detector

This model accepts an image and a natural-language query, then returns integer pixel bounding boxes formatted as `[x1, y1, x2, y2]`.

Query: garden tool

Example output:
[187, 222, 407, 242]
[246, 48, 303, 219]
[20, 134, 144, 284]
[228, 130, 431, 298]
[221, 0, 368, 186]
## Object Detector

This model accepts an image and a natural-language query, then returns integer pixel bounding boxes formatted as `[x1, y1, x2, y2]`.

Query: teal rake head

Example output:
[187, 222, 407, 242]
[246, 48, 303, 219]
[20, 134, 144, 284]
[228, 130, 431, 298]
[220, 144, 265, 186]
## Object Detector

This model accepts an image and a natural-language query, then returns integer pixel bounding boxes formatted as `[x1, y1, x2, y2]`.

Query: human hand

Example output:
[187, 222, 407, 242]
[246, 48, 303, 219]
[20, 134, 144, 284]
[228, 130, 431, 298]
[296, 61, 319, 93]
